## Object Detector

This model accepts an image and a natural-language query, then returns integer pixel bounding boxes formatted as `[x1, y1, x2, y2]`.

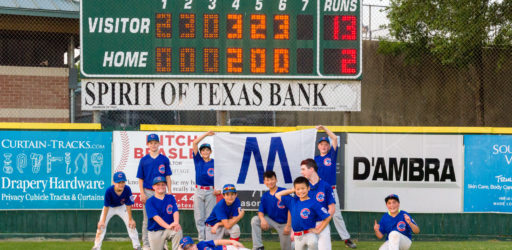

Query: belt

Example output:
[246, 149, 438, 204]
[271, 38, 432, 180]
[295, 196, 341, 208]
[196, 185, 213, 190]
[293, 230, 310, 236]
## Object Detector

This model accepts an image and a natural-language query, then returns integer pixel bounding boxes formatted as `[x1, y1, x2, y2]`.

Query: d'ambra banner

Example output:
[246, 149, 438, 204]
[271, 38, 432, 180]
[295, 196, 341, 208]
[0, 131, 112, 209]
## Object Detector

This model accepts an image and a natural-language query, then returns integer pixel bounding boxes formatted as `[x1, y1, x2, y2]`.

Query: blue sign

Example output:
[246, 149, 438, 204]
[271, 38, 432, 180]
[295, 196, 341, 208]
[0, 131, 112, 209]
[464, 135, 512, 212]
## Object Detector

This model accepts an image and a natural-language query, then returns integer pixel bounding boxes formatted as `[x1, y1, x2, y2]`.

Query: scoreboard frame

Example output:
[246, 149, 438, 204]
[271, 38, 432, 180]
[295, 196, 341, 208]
[80, 0, 362, 80]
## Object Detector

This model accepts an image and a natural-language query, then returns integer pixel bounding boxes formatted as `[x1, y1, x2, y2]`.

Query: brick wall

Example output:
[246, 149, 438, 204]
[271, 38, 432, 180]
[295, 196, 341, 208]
[0, 66, 69, 122]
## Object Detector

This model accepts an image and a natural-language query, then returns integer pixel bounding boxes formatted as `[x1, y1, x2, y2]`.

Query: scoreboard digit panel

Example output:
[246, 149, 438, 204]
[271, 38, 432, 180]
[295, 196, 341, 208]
[81, 0, 362, 79]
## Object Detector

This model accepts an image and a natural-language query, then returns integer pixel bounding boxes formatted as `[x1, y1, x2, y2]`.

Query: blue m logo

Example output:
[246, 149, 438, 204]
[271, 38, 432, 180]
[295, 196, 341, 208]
[237, 137, 293, 184]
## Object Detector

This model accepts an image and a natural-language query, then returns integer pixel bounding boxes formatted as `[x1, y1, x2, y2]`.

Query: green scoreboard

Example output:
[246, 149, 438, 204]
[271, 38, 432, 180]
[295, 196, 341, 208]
[81, 0, 362, 79]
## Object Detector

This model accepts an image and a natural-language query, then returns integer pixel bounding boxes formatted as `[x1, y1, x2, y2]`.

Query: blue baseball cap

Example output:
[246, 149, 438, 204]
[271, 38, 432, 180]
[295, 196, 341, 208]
[199, 143, 211, 151]
[147, 133, 159, 143]
[113, 172, 127, 183]
[317, 136, 330, 144]
[152, 176, 166, 185]
[179, 236, 194, 248]
[385, 194, 400, 203]
[222, 184, 237, 194]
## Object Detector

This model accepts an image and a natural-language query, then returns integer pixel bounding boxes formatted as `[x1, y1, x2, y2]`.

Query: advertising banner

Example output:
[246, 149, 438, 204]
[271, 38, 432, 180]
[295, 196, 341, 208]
[213, 129, 316, 209]
[0, 131, 112, 209]
[113, 131, 211, 210]
[82, 80, 361, 112]
[345, 133, 464, 213]
[464, 135, 512, 212]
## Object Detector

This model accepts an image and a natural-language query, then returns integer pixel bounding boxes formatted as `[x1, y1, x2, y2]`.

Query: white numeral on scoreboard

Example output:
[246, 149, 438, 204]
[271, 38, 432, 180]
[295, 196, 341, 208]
[162, 0, 167, 9]
[302, 0, 309, 11]
[279, 0, 287, 11]
[184, 0, 192, 9]
[255, 0, 263, 10]
[232, 0, 240, 10]
[208, 0, 216, 9]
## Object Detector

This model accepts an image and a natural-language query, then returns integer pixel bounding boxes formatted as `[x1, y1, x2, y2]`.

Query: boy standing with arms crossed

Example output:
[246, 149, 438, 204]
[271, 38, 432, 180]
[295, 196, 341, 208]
[93, 171, 140, 250]
[315, 125, 356, 248]
[276, 177, 331, 250]
[250, 170, 292, 250]
[138, 133, 173, 250]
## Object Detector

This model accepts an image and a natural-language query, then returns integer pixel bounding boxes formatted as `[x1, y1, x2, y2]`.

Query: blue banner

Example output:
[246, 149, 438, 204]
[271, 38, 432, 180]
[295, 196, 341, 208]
[464, 135, 512, 212]
[0, 131, 111, 209]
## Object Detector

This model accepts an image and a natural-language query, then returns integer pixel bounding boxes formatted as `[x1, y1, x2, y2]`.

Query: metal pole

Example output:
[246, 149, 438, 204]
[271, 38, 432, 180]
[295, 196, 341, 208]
[68, 37, 75, 123]
[369, 5, 372, 40]
[216, 111, 228, 126]
[343, 111, 351, 126]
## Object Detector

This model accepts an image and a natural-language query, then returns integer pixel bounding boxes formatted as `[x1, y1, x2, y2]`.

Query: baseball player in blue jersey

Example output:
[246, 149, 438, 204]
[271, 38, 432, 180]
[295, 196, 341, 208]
[250, 170, 292, 250]
[93, 172, 140, 250]
[374, 194, 420, 250]
[145, 176, 183, 250]
[178, 235, 249, 250]
[205, 184, 245, 241]
[192, 131, 220, 241]
[315, 125, 356, 248]
[275, 177, 331, 250]
[137, 133, 173, 250]
[300, 159, 335, 250]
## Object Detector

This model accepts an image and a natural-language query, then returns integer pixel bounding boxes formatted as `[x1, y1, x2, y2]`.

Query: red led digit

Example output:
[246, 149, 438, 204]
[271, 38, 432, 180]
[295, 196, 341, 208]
[274, 48, 289, 74]
[341, 15, 356, 40]
[333, 16, 339, 40]
[227, 48, 243, 73]
[203, 48, 219, 73]
[250, 14, 266, 40]
[204, 14, 219, 39]
[251, 48, 266, 73]
[341, 49, 356, 74]
[180, 48, 195, 72]
[179, 13, 195, 39]
[156, 13, 171, 38]
[156, 47, 171, 72]
[227, 14, 243, 39]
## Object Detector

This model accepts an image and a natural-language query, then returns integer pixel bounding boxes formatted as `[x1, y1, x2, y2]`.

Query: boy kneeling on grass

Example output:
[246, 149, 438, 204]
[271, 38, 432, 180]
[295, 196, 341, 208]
[178, 235, 249, 250]
[374, 194, 420, 250]
[205, 184, 245, 241]
[275, 177, 331, 250]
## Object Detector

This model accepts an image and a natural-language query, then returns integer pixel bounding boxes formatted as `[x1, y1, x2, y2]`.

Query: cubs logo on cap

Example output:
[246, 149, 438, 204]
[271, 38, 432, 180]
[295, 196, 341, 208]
[152, 176, 166, 185]
[179, 236, 194, 247]
[113, 171, 127, 183]
[199, 143, 211, 151]
[147, 133, 159, 143]
[222, 184, 237, 194]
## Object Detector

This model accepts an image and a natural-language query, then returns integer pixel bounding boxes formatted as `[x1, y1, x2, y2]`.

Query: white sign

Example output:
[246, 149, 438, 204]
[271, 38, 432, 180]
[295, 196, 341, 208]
[113, 131, 210, 209]
[345, 133, 464, 213]
[81, 80, 361, 111]
[213, 129, 316, 191]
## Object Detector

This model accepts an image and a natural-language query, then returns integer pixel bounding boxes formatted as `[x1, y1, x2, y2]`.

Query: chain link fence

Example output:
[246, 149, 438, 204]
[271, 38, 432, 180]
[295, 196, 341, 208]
[2, 1, 512, 128]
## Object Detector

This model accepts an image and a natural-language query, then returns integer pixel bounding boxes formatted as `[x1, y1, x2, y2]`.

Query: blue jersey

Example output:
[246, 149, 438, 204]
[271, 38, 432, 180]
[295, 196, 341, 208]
[193, 152, 215, 186]
[281, 195, 330, 232]
[196, 240, 222, 250]
[258, 187, 289, 224]
[379, 210, 417, 240]
[309, 179, 335, 216]
[136, 154, 172, 190]
[314, 147, 338, 186]
[145, 194, 179, 231]
[104, 185, 134, 207]
[205, 198, 241, 226]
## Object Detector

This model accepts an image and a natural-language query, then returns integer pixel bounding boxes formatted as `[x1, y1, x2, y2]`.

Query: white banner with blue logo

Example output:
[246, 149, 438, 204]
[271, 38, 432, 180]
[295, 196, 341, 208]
[213, 129, 316, 191]
[464, 135, 512, 212]
[0, 131, 112, 209]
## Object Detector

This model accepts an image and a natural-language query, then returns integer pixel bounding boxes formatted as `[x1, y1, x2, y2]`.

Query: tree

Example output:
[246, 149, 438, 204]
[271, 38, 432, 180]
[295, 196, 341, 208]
[381, 0, 512, 126]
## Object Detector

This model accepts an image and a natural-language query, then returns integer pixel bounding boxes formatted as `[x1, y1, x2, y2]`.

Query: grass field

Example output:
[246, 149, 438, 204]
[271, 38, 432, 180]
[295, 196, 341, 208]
[0, 241, 511, 249]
